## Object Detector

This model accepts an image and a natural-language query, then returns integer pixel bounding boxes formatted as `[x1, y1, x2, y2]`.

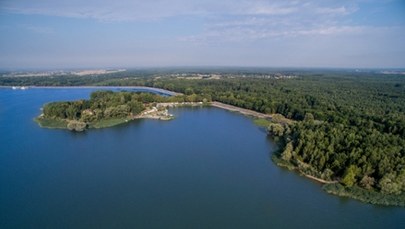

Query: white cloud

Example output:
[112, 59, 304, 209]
[171, 0, 373, 44]
[181, 25, 368, 44]
[315, 6, 355, 15]
[1, 0, 344, 21]
[243, 4, 297, 16]
[296, 26, 365, 36]
[1, 0, 198, 21]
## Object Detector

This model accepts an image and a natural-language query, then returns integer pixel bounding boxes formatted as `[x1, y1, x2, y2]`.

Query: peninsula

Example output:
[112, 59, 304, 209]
[35, 90, 208, 131]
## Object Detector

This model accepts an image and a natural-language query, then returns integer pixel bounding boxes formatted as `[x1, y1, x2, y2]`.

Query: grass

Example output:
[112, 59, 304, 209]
[90, 118, 129, 129]
[323, 183, 405, 207]
[253, 118, 272, 127]
[271, 155, 296, 170]
[34, 117, 68, 129]
[35, 116, 131, 130]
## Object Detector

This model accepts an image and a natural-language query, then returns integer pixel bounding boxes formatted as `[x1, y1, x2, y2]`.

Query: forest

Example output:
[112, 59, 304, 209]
[4, 69, 405, 205]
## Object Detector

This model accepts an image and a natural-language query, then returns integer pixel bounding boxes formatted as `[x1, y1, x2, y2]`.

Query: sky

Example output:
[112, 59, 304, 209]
[0, 0, 404, 69]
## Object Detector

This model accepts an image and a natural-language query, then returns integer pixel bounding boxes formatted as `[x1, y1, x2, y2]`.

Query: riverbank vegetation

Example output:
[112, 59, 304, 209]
[16, 69, 405, 206]
[253, 118, 273, 127]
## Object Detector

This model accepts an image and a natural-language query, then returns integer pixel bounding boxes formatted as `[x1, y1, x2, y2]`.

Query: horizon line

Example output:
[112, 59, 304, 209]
[1, 66, 405, 72]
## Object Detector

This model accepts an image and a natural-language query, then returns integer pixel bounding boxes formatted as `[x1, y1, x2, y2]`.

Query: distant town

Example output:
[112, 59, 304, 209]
[0, 68, 300, 80]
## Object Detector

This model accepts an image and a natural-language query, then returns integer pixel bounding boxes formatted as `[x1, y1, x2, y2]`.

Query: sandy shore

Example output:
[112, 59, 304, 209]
[302, 173, 338, 184]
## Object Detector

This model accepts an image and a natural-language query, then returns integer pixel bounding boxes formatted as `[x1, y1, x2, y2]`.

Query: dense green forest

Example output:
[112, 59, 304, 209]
[4, 69, 405, 205]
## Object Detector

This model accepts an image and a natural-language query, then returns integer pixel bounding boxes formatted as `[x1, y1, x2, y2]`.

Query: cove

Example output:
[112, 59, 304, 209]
[0, 88, 404, 228]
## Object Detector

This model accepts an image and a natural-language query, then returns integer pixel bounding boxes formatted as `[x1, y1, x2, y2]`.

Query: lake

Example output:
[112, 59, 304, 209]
[0, 88, 404, 228]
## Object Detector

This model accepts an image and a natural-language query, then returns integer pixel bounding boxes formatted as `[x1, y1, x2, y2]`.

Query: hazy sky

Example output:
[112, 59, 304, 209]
[1, 0, 404, 69]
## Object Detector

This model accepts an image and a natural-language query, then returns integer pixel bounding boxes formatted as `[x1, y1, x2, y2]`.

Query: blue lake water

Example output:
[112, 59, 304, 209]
[0, 88, 404, 228]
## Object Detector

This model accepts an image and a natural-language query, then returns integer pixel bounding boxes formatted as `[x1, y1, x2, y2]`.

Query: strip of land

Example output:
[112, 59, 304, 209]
[211, 101, 293, 125]
[211, 101, 273, 119]
[303, 174, 338, 184]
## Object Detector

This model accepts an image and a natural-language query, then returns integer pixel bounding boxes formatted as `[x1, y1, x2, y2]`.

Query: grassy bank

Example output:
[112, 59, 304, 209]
[272, 155, 296, 171]
[253, 118, 272, 127]
[323, 183, 405, 207]
[35, 117, 68, 129]
[36, 117, 131, 130]
[89, 118, 130, 129]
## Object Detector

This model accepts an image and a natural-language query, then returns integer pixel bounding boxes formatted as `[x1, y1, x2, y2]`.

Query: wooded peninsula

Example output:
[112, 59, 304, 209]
[35, 90, 209, 131]
[4, 68, 404, 206]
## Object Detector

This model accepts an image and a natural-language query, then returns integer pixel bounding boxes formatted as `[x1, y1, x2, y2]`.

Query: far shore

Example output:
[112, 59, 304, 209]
[0, 85, 180, 96]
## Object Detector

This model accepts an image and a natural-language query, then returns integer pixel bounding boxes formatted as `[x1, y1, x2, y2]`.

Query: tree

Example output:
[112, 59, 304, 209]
[43, 102, 69, 119]
[379, 173, 402, 195]
[129, 101, 144, 115]
[281, 142, 293, 161]
[185, 87, 194, 95]
[341, 165, 360, 187]
[268, 123, 285, 137]
[304, 113, 314, 123]
[66, 104, 80, 120]
[80, 109, 95, 122]
[359, 175, 375, 190]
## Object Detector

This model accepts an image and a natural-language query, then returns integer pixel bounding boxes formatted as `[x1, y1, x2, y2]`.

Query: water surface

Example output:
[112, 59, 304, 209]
[0, 88, 404, 228]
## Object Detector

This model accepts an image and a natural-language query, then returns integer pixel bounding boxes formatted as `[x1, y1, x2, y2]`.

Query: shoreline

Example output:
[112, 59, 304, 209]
[273, 156, 338, 184]
[302, 173, 338, 184]
[36, 102, 206, 130]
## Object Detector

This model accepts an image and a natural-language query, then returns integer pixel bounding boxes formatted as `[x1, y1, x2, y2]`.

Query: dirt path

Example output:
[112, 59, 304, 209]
[210, 101, 273, 119]
[302, 173, 338, 184]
